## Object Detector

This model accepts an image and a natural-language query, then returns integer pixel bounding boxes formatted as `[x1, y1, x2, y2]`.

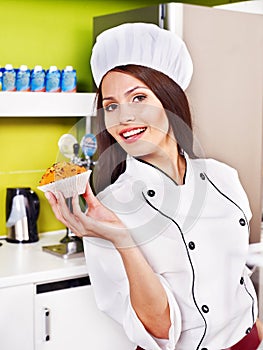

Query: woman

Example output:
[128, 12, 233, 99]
[45, 23, 262, 349]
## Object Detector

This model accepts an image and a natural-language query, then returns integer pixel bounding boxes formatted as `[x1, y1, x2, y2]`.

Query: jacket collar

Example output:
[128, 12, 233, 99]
[123, 153, 208, 230]
[125, 151, 193, 188]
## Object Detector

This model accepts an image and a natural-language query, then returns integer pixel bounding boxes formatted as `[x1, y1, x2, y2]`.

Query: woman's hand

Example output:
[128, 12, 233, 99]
[45, 182, 134, 248]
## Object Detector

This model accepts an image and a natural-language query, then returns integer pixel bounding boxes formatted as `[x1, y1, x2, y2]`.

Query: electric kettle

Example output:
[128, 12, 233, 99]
[6, 187, 40, 243]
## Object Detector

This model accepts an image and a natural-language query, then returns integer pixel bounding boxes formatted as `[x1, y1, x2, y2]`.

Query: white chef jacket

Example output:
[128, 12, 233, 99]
[83, 153, 258, 350]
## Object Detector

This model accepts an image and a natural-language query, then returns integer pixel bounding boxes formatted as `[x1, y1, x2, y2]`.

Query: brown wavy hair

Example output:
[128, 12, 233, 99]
[92, 64, 195, 194]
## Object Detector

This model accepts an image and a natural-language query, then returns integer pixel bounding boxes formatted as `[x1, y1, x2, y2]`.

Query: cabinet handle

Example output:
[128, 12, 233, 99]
[43, 307, 51, 342]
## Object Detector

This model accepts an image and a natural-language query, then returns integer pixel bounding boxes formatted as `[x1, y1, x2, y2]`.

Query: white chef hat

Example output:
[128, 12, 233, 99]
[90, 22, 193, 90]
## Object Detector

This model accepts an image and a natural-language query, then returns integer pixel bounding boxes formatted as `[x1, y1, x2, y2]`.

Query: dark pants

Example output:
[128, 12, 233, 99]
[223, 322, 260, 350]
[136, 323, 261, 350]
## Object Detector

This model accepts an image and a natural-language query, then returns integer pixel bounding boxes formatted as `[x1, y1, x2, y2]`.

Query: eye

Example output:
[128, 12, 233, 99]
[133, 95, 146, 103]
[104, 103, 119, 112]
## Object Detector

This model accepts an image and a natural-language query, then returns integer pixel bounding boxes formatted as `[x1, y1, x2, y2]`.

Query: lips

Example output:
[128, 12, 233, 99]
[120, 127, 147, 142]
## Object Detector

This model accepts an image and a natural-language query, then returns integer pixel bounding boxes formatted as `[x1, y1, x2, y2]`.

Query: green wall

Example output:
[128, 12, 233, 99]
[1, 0, 166, 92]
[0, 0, 238, 236]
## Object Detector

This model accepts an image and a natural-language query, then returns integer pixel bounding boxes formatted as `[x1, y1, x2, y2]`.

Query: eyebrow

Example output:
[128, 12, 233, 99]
[102, 86, 149, 102]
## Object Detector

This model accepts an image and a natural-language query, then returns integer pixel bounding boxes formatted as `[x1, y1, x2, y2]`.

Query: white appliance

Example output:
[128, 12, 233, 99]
[93, 2, 263, 244]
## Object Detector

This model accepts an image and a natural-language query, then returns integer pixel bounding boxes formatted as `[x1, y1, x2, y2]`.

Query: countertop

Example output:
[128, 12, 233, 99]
[0, 228, 262, 290]
[0, 230, 88, 289]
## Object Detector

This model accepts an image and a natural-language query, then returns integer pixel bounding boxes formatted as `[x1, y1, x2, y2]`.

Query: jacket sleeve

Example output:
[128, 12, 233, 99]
[83, 237, 182, 350]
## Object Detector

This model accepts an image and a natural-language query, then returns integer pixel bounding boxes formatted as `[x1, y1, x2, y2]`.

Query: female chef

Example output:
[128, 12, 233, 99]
[45, 23, 262, 350]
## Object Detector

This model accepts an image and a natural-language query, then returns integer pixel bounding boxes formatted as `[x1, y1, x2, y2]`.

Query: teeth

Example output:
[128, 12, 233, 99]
[122, 128, 146, 138]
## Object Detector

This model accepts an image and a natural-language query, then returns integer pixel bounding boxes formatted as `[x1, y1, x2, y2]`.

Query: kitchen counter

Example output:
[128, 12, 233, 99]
[0, 230, 134, 350]
[1, 229, 262, 289]
[0, 230, 88, 289]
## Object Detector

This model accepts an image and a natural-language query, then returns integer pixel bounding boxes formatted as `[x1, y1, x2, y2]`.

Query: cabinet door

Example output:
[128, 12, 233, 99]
[0, 284, 34, 350]
[34, 276, 135, 350]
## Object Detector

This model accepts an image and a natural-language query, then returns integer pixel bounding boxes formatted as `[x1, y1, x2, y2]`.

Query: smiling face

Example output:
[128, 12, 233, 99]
[101, 71, 176, 161]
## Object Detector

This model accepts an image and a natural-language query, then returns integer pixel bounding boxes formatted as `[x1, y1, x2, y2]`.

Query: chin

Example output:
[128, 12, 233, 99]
[119, 140, 158, 159]
[126, 149, 155, 159]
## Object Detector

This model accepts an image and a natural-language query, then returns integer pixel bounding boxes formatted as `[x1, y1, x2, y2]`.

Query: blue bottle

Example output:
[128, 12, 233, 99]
[46, 66, 61, 92]
[31, 65, 46, 92]
[61, 66, 77, 92]
[16, 65, 30, 91]
[2, 64, 16, 91]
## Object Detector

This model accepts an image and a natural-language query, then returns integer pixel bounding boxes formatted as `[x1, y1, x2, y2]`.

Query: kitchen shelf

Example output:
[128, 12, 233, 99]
[0, 92, 96, 117]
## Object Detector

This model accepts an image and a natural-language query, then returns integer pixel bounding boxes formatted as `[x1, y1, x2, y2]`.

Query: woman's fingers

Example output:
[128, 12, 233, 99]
[72, 193, 114, 238]
[83, 181, 101, 209]
[55, 191, 71, 216]
[45, 191, 67, 225]
[55, 192, 87, 234]
[72, 193, 96, 234]
[45, 191, 82, 234]
[72, 193, 87, 224]
[44, 189, 125, 242]
[44, 191, 56, 204]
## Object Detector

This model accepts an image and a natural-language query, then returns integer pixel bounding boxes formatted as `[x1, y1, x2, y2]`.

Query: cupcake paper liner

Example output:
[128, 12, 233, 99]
[37, 170, 92, 198]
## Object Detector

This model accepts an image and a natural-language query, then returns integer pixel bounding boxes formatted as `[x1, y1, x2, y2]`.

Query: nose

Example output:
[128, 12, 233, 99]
[119, 103, 136, 124]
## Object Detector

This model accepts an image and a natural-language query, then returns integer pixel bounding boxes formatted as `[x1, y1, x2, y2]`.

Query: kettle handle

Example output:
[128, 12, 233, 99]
[29, 190, 40, 220]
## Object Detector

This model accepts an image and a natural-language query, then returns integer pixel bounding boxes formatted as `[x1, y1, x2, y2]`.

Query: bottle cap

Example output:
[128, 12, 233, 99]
[65, 65, 73, 71]
[34, 65, 43, 71]
[20, 65, 28, 71]
[5, 64, 13, 70]
[49, 66, 58, 72]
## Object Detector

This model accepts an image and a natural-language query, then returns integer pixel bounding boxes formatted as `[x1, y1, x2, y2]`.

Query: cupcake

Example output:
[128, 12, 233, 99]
[38, 161, 91, 198]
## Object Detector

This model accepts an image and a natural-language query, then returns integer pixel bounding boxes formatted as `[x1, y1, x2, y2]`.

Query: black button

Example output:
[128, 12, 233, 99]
[239, 218, 246, 226]
[188, 241, 195, 250]
[240, 277, 244, 285]
[246, 327, 252, 334]
[147, 190, 155, 197]
[200, 173, 206, 180]
[201, 305, 209, 313]
[201, 348, 208, 350]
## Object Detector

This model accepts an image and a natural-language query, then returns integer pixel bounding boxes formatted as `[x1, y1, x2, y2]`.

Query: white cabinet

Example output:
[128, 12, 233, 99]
[0, 284, 34, 350]
[0, 233, 134, 350]
[34, 276, 134, 350]
[0, 276, 134, 350]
